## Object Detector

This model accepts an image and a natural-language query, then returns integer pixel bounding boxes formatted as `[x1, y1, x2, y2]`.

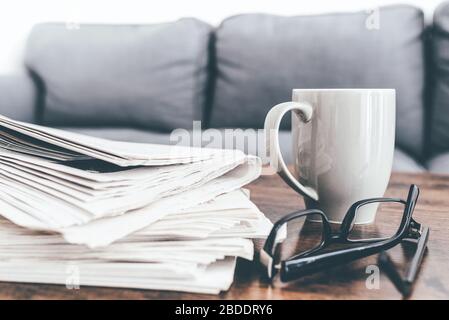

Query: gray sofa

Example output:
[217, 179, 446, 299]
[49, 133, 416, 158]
[2, 4, 449, 173]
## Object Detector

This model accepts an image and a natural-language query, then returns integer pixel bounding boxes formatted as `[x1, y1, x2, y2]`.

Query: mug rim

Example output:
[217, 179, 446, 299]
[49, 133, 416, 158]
[293, 88, 395, 93]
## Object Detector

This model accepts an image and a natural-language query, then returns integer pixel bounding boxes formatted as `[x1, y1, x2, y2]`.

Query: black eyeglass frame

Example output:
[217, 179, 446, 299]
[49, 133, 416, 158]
[261, 184, 424, 282]
[378, 225, 429, 297]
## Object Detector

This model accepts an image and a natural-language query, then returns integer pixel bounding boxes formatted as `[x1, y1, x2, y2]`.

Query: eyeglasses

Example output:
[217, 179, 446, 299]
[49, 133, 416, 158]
[260, 184, 429, 295]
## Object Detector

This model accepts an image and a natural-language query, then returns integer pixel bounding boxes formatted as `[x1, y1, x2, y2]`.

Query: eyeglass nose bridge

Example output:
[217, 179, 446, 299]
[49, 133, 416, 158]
[339, 201, 363, 237]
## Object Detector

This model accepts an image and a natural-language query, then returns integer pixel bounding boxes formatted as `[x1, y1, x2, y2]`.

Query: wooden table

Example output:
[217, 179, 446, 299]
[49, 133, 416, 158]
[1, 172, 448, 300]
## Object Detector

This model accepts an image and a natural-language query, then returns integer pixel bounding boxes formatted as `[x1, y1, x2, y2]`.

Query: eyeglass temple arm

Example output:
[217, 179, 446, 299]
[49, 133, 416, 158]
[378, 226, 429, 297]
[281, 238, 399, 282]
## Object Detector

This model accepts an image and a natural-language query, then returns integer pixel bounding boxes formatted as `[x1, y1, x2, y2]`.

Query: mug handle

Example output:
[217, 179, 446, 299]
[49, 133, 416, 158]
[264, 101, 319, 201]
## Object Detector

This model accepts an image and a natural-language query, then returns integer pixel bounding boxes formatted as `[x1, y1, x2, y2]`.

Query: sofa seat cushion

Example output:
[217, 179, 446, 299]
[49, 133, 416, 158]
[210, 6, 426, 158]
[60, 127, 174, 145]
[25, 19, 212, 131]
[427, 153, 449, 174]
[392, 148, 426, 173]
[62, 127, 425, 173]
[62, 127, 292, 162]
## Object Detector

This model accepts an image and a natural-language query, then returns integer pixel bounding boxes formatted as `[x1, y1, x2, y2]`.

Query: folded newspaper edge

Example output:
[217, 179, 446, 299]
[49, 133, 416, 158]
[0, 114, 241, 166]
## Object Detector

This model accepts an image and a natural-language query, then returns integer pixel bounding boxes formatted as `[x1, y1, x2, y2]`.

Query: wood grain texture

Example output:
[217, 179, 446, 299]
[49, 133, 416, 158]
[0, 171, 448, 300]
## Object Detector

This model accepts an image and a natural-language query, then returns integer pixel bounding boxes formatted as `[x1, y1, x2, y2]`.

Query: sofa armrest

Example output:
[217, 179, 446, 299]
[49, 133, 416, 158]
[0, 74, 37, 122]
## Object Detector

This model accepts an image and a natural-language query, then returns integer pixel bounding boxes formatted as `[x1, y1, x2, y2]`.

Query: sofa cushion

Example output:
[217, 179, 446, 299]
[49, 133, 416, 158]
[25, 19, 212, 131]
[427, 152, 449, 174]
[210, 6, 426, 157]
[430, 2, 449, 155]
[392, 148, 426, 173]
[0, 74, 37, 123]
[63, 127, 424, 173]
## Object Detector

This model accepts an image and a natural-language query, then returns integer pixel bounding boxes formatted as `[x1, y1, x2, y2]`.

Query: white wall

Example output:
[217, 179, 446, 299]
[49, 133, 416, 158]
[0, 0, 443, 74]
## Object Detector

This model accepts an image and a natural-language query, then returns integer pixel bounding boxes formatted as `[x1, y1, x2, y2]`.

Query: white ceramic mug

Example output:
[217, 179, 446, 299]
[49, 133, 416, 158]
[264, 89, 395, 224]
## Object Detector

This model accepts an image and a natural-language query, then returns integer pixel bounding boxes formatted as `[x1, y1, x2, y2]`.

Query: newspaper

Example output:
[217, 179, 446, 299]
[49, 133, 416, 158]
[0, 115, 270, 294]
[0, 190, 272, 294]
[0, 115, 261, 237]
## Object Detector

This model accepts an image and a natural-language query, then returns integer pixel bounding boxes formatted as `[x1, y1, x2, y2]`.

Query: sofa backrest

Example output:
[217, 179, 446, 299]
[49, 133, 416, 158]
[430, 1, 449, 156]
[25, 19, 212, 132]
[23, 6, 430, 159]
[209, 5, 426, 158]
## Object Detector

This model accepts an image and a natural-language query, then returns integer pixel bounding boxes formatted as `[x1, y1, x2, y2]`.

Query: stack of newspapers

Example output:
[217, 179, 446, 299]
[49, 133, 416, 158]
[0, 114, 273, 294]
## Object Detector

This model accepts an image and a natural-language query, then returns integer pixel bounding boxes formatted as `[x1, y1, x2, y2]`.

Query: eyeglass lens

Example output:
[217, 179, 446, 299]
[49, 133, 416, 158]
[347, 201, 405, 241]
[275, 212, 325, 261]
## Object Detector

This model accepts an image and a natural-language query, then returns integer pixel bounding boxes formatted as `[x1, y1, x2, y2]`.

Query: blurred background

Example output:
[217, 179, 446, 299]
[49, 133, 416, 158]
[2, 0, 449, 175]
[0, 0, 443, 74]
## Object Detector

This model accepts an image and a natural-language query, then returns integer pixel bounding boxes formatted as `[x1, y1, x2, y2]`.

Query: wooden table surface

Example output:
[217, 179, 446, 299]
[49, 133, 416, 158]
[1, 171, 448, 300]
